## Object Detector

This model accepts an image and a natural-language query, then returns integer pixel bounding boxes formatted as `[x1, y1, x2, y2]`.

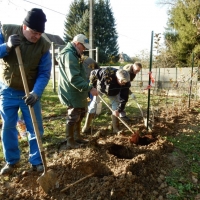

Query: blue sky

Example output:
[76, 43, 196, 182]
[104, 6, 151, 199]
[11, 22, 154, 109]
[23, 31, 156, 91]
[0, 0, 168, 57]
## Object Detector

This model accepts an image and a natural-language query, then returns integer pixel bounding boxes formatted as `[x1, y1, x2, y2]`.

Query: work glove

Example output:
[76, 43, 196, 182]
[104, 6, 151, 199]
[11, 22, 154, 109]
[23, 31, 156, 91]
[23, 92, 38, 107]
[6, 34, 20, 49]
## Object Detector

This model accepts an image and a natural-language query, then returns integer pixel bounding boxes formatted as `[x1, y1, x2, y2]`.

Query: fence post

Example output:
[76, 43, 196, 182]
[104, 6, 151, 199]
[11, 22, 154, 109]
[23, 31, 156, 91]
[147, 31, 154, 131]
[96, 47, 99, 63]
[188, 52, 194, 108]
[196, 64, 199, 100]
[51, 42, 56, 93]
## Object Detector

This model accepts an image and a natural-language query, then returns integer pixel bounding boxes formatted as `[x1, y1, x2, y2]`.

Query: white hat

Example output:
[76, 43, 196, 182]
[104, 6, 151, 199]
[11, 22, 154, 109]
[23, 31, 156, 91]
[73, 34, 91, 49]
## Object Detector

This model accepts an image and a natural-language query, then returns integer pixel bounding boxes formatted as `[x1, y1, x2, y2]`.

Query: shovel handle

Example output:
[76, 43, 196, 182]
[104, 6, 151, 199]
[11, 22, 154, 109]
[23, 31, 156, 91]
[98, 95, 135, 134]
[61, 173, 95, 192]
[15, 47, 47, 171]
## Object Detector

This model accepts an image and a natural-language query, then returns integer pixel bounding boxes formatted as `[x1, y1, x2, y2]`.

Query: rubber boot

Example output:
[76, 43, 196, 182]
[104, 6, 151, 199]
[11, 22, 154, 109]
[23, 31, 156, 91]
[111, 115, 123, 135]
[74, 119, 89, 144]
[66, 124, 80, 149]
[82, 113, 95, 133]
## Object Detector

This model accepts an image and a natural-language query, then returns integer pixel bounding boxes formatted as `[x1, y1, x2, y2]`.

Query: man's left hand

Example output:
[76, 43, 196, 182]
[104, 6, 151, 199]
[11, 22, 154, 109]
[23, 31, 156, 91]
[90, 87, 98, 96]
[23, 92, 38, 107]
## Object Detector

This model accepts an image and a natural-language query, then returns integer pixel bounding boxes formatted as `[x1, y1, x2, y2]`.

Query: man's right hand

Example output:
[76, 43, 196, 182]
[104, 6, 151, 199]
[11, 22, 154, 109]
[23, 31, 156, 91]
[7, 34, 20, 49]
[22, 92, 38, 107]
[112, 110, 119, 117]
[90, 87, 98, 96]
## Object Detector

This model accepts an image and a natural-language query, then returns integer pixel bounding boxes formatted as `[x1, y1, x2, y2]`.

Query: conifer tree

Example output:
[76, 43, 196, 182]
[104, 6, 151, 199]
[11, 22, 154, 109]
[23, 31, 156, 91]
[93, 0, 119, 63]
[63, 0, 119, 63]
[164, 0, 200, 66]
[63, 0, 88, 42]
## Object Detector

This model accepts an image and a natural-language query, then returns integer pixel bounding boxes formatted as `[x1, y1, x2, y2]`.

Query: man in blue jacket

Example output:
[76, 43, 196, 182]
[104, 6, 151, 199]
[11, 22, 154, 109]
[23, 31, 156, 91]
[0, 8, 52, 175]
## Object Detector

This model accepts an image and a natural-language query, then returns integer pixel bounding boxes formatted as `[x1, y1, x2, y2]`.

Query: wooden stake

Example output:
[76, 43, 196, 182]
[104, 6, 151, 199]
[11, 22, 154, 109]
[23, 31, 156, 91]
[61, 173, 95, 192]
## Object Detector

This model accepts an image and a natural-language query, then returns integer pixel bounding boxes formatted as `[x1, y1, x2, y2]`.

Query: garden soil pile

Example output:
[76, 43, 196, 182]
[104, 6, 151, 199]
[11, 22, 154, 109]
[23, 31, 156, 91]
[0, 102, 200, 200]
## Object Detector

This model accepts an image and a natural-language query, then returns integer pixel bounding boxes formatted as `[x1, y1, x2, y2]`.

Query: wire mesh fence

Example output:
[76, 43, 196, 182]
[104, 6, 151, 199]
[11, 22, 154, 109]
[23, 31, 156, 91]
[121, 66, 200, 130]
[49, 65, 200, 131]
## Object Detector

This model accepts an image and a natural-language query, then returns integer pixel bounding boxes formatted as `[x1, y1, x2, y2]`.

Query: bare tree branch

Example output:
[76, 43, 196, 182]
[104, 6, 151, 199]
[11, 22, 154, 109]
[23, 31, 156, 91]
[155, 0, 177, 7]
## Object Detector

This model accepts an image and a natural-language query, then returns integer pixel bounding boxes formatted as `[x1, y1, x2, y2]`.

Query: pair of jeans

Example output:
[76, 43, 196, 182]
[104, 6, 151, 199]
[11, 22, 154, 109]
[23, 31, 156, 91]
[0, 86, 43, 165]
[88, 93, 119, 114]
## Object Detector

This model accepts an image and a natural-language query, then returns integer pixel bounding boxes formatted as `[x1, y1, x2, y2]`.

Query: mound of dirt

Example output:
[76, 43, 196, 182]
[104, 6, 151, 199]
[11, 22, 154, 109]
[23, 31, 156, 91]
[0, 135, 174, 200]
[0, 102, 200, 199]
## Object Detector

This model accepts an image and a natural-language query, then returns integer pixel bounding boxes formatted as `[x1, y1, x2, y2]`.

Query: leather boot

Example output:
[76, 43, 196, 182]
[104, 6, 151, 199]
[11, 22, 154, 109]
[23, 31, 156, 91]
[66, 124, 80, 149]
[74, 119, 89, 144]
[111, 115, 123, 135]
[82, 113, 95, 133]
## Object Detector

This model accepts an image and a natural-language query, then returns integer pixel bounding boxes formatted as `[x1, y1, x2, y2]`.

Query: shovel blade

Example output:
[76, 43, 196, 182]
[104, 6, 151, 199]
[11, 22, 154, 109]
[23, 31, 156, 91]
[37, 169, 56, 194]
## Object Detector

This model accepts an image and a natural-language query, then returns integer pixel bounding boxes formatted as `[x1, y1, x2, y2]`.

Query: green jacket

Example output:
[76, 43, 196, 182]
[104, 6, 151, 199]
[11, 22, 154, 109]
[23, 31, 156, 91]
[57, 42, 93, 108]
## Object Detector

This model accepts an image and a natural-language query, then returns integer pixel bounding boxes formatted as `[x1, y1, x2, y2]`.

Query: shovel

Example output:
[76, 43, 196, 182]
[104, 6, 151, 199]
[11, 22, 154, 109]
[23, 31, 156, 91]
[15, 47, 56, 194]
[98, 95, 136, 135]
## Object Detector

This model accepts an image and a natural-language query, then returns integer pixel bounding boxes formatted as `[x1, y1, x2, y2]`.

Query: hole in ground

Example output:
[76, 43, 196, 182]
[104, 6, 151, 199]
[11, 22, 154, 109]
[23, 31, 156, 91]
[130, 133, 157, 145]
[107, 144, 134, 159]
[138, 135, 157, 146]
[76, 161, 113, 177]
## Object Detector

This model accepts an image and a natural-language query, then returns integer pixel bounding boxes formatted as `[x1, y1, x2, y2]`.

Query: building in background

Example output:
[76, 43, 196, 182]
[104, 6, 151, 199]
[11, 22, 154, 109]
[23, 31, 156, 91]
[119, 52, 132, 63]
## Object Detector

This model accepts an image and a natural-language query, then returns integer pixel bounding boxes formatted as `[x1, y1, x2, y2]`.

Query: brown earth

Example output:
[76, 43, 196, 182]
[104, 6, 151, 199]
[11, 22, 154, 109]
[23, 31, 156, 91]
[0, 101, 200, 200]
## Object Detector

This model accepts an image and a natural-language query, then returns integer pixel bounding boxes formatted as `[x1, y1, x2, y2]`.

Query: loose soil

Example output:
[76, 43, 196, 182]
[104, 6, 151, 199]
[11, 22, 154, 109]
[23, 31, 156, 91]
[0, 101, 200, 200]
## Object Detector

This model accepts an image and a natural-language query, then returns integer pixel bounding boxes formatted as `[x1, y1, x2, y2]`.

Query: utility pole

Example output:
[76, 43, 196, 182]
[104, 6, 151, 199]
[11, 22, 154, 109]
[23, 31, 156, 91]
[89, 0, 94, 59]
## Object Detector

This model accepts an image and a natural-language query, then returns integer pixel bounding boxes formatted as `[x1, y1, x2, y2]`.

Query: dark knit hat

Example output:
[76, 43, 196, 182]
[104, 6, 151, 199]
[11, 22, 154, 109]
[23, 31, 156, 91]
[23, 8, 46, 33]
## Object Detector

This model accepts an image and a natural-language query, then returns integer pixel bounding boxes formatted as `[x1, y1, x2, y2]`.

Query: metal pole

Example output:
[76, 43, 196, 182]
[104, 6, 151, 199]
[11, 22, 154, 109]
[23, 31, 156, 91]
[96, 47, 99, 63]
[51, 42, 56, 93]
[188, 52, 194, 108]
[196, 64, 199, 100]
[147, 31, 154, 131]
[89, 0, 94, 59]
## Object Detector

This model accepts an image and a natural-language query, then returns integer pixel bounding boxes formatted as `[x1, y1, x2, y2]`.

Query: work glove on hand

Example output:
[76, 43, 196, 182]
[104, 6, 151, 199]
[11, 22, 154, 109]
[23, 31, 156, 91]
[23, 92, 38, 107]
[7, 34, 20, 49]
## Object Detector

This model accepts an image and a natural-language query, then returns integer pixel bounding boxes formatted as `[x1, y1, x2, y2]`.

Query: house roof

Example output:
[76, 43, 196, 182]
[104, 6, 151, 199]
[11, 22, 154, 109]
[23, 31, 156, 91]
[42, 33, 66, 45]
[119, 52, 132, 63]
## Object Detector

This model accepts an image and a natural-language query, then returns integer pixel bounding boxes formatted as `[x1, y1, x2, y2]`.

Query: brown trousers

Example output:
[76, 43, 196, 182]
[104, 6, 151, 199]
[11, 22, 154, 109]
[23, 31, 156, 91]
[66, 107, 86, 126]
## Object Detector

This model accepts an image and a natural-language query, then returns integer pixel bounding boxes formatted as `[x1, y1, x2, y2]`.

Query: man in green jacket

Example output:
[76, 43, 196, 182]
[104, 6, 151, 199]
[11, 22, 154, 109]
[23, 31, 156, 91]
[57, 34, 98, 149]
